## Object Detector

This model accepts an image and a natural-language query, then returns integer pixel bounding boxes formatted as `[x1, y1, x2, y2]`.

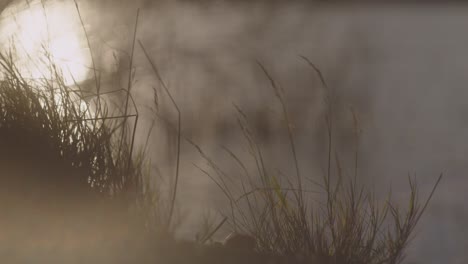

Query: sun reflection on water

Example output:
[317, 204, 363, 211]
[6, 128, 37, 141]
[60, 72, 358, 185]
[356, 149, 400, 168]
[0, 0, 91, 86]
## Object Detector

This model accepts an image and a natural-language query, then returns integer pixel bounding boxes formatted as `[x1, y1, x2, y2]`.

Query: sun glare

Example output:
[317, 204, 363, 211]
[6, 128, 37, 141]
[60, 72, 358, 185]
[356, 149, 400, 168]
[0, 0, 90, 85]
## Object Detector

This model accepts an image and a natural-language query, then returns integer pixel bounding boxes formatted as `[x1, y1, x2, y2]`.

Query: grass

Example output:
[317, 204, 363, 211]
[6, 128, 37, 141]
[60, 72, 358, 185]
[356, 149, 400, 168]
[0, 54, 134, 197]
[189, 60, 443, 264]
[0, 6, 442, 262]
[0, 45, 168, 260]
[0, 4, 180, 261]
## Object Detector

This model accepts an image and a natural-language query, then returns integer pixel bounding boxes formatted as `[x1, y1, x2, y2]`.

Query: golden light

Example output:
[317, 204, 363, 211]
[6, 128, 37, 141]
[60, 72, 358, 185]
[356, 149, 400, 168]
[0, 0, 90, 86]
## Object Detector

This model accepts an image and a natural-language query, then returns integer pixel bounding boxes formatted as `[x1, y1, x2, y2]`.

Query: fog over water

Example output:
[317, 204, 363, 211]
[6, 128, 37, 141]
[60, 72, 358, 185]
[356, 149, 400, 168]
[1, 0, 467, 263]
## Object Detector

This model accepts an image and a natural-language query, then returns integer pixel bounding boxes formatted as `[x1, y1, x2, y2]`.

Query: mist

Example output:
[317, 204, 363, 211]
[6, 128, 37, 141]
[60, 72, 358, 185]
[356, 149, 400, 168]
[1, 0, 467, 263]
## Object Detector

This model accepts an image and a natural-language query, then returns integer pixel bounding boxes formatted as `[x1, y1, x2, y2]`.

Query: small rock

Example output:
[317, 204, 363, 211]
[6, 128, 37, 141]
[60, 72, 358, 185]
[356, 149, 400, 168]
[223, 232, 256, 251]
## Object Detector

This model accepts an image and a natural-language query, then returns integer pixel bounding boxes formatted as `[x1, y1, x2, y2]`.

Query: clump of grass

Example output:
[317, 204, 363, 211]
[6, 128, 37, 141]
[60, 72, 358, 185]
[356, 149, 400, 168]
[0, 50, 142, 201]
[0, 5, 184, 258]
[190, 59, 442, 264]
[0, 47, 167, 260]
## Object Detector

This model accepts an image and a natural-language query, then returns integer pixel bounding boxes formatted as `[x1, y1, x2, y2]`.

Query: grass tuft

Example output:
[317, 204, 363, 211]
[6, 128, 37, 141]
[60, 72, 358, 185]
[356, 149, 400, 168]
[0, 48, 168, 260]
[189, 59, 442, 264]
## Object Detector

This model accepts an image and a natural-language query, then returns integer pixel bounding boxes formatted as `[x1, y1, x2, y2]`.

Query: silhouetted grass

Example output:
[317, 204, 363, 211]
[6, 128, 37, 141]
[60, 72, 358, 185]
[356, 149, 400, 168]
[0, 42, 442, 262]
[0, 5, 442, 260]
[0, 46, 169, 261]
[190, 60, 442, 264]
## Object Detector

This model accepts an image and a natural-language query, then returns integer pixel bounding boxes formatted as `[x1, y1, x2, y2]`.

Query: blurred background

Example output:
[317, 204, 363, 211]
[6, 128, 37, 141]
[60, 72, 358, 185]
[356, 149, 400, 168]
[0, 0, 466, 263]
